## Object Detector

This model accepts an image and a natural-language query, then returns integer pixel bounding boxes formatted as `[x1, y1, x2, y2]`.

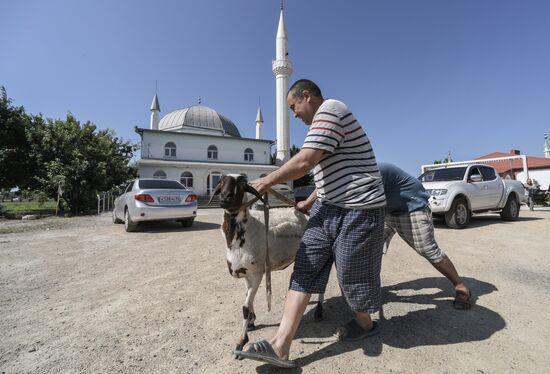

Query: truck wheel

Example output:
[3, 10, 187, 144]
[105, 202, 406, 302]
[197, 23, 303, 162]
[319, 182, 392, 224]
[445, 198, 470, 229]
[124, 209, 139, 232]
[500, 195, 520, 221]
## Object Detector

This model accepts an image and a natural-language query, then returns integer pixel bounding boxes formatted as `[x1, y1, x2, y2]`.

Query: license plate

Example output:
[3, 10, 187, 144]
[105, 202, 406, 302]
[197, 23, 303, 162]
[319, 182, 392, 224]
[158, 196, 179, 203]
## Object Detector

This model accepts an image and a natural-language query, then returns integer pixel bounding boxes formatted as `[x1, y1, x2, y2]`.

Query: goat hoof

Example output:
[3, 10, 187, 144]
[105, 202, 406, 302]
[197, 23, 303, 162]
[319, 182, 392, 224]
[314, 305, 324, 322]
[246, 322, 255, 331]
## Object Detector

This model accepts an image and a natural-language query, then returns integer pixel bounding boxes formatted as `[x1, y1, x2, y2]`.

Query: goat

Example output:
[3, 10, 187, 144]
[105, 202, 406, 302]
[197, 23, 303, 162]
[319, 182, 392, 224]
[210, 174, 324, 351]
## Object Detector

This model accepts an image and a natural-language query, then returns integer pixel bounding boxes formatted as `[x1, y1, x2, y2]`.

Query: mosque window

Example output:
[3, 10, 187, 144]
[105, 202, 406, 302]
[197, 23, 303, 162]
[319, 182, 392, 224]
[153, 170, 167, 179]
[164, 142, 176, 158]
[207, 145, 218, 160]
[180, 171, 193, 188]
[244, 148, 254, 162]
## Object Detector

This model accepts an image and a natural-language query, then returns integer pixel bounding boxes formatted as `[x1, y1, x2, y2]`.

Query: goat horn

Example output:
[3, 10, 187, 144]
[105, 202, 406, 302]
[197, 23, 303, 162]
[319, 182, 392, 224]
[207, 180, 223, 206]
[245, 184, 267, 205]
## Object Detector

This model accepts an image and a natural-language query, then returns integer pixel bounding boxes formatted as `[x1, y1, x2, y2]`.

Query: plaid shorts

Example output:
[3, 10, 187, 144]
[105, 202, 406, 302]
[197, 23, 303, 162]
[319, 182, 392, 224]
[290, 201, 385, 313]
[384, 207, 446, 263]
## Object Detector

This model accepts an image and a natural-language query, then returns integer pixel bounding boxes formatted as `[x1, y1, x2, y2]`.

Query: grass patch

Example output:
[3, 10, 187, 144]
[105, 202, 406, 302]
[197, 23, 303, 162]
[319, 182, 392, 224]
[0, 200, 57, 215]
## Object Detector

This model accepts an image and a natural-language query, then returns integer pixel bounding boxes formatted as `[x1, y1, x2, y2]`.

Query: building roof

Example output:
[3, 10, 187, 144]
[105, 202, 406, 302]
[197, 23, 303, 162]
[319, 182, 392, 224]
[158, 105, 241, 137]
[476, 150, 550, 173]
[134, 126, 273, 144]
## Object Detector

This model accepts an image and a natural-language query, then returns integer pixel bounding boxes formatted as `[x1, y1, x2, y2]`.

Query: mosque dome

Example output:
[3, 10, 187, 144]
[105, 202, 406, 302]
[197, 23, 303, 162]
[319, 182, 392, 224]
[158, 105, 241, 137]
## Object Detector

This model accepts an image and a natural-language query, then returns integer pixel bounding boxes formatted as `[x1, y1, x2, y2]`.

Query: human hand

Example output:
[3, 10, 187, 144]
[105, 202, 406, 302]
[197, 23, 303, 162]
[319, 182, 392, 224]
[248, 177, 272, 195]
[296, 200, 313, 213]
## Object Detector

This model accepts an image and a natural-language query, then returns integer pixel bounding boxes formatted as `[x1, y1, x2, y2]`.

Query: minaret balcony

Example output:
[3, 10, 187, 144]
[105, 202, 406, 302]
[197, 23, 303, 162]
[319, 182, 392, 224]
[272, 60, 293, 76]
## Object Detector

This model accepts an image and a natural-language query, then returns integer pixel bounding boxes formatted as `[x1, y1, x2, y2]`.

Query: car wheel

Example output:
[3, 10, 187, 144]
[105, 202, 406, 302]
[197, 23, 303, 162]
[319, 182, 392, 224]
[180, 218, 194, 228]
[445, 197, 470, 229]
[124, 209, 139, 232]
[112, 209, 123, 224]
[500, 195, 520, 221]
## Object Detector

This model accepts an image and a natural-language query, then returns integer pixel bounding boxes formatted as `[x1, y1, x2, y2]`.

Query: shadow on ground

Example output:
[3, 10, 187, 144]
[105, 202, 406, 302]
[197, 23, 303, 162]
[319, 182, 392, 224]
[254, 276, 503, 372]
[433, 215, 542, 229]
[131, 219, 220, 233]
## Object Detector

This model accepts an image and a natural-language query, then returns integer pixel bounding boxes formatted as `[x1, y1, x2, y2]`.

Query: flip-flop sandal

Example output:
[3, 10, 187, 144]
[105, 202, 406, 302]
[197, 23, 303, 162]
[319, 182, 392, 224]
[453, 290, 474, 310]
[234, 340, 297, 368]
[335, 319, 380, 342]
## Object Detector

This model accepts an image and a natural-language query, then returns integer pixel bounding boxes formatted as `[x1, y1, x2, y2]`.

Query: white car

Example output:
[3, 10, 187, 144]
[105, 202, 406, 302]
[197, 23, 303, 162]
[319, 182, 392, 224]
[112, 179, 198, 232]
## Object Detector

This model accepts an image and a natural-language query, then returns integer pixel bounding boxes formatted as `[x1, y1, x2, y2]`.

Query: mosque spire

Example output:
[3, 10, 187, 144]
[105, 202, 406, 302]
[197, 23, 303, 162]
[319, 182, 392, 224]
[150, 90, 160, 130]
[272, 2, 292, 165]
[544, 132, 550, 158]
[256, 100, 264, 139]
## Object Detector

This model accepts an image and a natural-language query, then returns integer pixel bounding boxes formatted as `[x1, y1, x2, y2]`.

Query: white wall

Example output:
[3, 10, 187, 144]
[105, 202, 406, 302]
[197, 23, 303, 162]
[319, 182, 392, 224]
[141, 131, 271, 164]
[517, 168, 550, 190]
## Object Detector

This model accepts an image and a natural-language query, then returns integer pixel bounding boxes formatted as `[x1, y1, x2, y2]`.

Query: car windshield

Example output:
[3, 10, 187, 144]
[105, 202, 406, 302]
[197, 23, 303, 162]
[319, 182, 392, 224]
[138, 180, 186, 190]
[419, 167, 467, 182]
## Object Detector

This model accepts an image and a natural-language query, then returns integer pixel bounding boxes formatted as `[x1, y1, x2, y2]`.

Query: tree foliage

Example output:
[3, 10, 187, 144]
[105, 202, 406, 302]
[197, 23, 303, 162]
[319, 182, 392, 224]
[0, 87, 137, 213]
[0, 87, 38, 189]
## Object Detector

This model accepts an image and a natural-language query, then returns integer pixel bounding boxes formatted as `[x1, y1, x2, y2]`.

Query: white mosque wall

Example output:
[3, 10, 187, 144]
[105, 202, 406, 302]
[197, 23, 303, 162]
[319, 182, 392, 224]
[137, 162, 278, 195]
[140, 130, 272, 164]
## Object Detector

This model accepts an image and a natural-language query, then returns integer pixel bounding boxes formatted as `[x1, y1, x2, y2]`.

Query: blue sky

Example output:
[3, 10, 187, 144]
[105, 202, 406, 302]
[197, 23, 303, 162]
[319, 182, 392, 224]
[2, 0, 549, 176]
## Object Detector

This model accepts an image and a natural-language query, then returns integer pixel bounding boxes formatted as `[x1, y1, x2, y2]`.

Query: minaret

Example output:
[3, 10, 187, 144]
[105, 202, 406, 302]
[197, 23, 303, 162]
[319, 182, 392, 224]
[544, 132, 550, 158]
[150, 93, 160, 130]
[272, 1, 292, 165]
[255, 106, 264, 139]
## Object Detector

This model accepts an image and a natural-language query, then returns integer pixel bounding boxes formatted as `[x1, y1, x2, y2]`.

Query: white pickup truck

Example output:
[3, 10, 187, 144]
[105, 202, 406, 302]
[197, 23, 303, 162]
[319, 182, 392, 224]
[419, 164, 525, 229]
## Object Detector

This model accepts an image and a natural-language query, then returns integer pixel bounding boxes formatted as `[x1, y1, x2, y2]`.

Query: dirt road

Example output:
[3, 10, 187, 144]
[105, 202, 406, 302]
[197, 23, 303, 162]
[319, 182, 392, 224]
[1, 207, 549, 373]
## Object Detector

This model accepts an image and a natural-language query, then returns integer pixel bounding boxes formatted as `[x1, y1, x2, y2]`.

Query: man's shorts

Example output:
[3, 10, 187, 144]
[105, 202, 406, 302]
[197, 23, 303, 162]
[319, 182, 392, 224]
[290, 201, 385, 314]
[384, 207, 445, 263]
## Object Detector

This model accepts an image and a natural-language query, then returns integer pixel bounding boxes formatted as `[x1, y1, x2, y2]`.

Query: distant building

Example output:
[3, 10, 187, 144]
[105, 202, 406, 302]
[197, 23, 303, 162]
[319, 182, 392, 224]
[134, 6, 293, 196]
[476, 133, 550, 188]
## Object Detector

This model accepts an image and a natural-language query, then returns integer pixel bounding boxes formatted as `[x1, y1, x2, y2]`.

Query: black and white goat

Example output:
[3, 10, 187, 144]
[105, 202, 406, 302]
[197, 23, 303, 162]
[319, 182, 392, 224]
[210, 174, 323, 351]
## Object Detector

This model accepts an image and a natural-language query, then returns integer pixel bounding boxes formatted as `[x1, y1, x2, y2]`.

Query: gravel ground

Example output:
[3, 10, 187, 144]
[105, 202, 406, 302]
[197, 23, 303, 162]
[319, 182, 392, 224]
[1, 206, 549, 373]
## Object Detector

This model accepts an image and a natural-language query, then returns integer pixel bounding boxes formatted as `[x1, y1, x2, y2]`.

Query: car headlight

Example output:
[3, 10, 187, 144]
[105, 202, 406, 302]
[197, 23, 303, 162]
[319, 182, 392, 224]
[429, 189, 448, 196]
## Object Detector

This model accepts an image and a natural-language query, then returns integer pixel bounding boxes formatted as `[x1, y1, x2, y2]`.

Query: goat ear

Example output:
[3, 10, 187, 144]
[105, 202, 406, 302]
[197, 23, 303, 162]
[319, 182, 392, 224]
[245, 183, 267, 204]
[207, 178, 224, 206]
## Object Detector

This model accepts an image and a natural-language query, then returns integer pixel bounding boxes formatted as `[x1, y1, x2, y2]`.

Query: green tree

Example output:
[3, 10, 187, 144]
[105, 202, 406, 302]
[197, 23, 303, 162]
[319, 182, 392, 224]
[0, 87, 38, 189]
[29, 114, 138, 214]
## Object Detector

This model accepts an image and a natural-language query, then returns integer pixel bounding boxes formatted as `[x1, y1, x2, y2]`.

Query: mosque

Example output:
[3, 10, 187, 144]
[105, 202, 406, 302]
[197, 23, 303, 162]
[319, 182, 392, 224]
[135, 6, 293, 196]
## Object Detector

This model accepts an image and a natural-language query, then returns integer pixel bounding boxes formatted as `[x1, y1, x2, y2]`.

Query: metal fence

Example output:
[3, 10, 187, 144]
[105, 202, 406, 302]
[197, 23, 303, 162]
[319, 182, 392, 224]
[97, 192, 117, 214]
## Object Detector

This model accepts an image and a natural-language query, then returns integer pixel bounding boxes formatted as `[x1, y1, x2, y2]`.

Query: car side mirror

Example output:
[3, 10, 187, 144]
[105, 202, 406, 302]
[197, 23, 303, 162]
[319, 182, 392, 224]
[469, 174, 482, 183]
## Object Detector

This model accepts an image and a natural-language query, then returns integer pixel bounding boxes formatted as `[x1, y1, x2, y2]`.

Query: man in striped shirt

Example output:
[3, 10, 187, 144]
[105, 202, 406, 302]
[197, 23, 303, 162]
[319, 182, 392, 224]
[236, 79, 386, 368]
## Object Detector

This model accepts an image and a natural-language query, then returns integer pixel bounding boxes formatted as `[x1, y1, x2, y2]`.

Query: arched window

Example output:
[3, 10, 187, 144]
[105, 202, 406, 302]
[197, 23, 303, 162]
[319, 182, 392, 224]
[153, 170, 167, 179]
[207, 172, 222, 195]
[180, 171, 193, 188]
[244, 148, 254, 162]
[207, 145, 218, 160]
[164, 142, 176, 158]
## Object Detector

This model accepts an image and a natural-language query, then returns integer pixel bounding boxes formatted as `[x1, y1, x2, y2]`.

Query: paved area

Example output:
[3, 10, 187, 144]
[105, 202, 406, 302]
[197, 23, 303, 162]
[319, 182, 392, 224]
[0, 207, 549, 373]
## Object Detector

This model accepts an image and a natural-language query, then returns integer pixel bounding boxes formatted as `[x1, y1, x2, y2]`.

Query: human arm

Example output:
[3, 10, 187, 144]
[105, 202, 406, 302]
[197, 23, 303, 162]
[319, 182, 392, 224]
[249, 148, 324, 195]
[296, 189, 317, 213]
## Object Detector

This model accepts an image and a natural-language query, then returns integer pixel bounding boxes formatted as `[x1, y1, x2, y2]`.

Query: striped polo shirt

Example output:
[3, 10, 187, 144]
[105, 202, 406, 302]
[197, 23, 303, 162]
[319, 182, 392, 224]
[302, 99, 386, 209]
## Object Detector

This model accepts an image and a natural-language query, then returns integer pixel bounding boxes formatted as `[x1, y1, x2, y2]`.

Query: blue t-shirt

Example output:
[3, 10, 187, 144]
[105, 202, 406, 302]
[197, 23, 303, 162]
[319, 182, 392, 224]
[378, 162, 430, 215]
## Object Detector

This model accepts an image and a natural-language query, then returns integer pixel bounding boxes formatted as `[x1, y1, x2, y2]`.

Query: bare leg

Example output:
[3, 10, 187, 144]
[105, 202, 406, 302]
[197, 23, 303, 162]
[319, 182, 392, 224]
[431, 256, 469, 295]
[354, 311, 374, 330]
[262, 289, 311, 360]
